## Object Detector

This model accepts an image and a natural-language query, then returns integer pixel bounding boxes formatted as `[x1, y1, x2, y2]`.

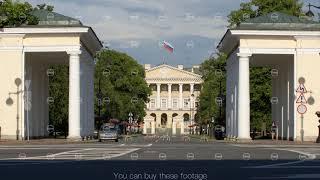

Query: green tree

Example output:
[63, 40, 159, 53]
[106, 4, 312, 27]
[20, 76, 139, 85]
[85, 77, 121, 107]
[227, 0, 303, 130]
[197, 53, 227, 126]
[228, 0, 303, 27]
[95, 49, 152, 123]
[35, 3, 54, 12]
[48, 65, 69, 136]
[0, 0, 39, 28]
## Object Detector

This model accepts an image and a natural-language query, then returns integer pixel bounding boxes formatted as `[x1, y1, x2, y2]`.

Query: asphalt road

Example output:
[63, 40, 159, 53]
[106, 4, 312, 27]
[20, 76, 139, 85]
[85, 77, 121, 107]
[0, 136, 320, 180]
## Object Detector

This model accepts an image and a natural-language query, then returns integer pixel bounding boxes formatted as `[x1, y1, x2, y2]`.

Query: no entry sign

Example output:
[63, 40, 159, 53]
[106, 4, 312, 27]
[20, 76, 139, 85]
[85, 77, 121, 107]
[297, 104, 307, 114]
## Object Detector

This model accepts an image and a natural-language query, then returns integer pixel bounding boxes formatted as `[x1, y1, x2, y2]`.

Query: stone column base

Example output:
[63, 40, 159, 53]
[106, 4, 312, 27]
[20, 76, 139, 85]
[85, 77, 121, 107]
[236, 138, 253, 143]
[67, 136, 83, 141]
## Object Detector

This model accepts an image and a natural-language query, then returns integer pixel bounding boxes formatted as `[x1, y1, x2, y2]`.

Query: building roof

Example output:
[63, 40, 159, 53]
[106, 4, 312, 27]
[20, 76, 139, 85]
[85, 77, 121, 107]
[184, 67, 201, 75]
[28, 9, 82, 27]
[233, 12, 320, 31]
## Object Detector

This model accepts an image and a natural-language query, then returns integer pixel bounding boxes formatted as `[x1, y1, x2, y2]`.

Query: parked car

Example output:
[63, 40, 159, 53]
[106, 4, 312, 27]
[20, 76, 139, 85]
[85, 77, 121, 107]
[98, 124, 119, 142]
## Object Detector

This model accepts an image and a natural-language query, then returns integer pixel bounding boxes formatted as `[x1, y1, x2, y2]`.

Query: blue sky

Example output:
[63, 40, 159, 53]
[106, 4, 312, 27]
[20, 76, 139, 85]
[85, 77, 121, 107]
[26, 0, 320, 67]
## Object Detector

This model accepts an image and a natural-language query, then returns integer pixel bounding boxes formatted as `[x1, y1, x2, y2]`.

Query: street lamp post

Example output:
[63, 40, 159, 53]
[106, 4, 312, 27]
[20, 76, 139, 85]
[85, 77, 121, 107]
[219, 79, 222, 123]
[306, 3, 320, 17]
[189, 94, 194, 134]
[96, 78, 103, 117]
[128, 112, 133, 134]
[6, 78, 23, 140]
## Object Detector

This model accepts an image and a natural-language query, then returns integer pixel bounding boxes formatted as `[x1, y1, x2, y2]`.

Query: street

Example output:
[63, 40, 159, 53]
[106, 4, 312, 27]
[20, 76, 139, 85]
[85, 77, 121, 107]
[0, 136, 320, 180]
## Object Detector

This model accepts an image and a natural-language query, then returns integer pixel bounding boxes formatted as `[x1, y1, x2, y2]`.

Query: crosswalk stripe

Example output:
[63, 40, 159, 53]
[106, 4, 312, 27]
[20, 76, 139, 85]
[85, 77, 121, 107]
[0, 147, 140, 161]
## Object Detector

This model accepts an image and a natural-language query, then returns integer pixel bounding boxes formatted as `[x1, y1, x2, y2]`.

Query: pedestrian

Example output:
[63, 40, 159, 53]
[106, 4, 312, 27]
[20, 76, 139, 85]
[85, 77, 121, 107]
[252, 127, 256, 140]
[271, 121, 277, 140]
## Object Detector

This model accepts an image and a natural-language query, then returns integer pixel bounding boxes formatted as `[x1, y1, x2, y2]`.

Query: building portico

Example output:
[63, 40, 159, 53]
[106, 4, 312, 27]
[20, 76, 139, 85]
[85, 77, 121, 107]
[219, 12, 320, 141]
[0, 10, 102, 140]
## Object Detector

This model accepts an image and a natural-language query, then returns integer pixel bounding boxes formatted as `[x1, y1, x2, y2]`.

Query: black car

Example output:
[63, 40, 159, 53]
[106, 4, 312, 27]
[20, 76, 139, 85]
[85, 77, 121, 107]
[214, 125, 226, 140]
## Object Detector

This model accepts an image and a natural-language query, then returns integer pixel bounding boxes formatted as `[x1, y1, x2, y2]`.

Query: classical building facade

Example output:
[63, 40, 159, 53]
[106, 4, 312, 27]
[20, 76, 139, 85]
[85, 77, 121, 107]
[143, 64, 203, 135]
[0, 9, 101, 140]
[219, 12, 320, 141]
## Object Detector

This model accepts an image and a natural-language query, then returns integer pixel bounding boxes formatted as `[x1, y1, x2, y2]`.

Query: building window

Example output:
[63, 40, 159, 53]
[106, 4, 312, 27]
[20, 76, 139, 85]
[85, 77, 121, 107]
[195, 101, 199, 109]
[172, 84, 179, 91]
[194, 84, 201, 91]
[161, 98, 167, 108]
[161, 84, 168, 92]
[149, 84, 157, 91]
[150, 98, 156, 109]
[183, 99, 190, 108]
[172, 98, 178, 109]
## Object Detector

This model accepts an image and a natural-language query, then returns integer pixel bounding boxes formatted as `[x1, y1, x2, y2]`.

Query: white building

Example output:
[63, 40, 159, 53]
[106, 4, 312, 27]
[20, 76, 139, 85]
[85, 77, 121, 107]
[143, 64, 203, 135]
[219, 12, 320, 141]
[0, 10, 101, 140]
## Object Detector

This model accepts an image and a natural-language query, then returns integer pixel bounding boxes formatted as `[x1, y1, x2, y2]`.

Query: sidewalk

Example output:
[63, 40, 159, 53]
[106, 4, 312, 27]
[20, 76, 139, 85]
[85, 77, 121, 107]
[226, 139, 320, 145]
[0, 138, 98, 145]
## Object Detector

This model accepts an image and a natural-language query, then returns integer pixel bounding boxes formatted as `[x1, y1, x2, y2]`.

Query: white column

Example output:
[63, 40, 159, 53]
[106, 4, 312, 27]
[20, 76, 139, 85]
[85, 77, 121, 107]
[68, 50, 82, 139]
[179, 83, 183, 109]
[151, 121, 155, 134]
[168, 83, 172, 109]
[147, 83, 150, 109]
[237, 53, 251, 140]
[143, 122, 147, 134]
[88, 60, 95, 137]
[190, 83, 194, 123]
[181, 120, 184, 135]
[156, 83, 161, 109]
[172, 121, 176, 135]
[80, 56, 87, 138]
[190, 83, 194, 94]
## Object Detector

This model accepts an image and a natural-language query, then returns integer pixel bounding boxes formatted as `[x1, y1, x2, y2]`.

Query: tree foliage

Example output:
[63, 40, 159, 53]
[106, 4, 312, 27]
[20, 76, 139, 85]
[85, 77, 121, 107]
[95, 49, 152, 122]
[197, 53, 227, 126]
[0, 0, 39, 28]
[35, 3, 54, 11]
[228, 0, 303, 27]
[48, 65, 69, 135]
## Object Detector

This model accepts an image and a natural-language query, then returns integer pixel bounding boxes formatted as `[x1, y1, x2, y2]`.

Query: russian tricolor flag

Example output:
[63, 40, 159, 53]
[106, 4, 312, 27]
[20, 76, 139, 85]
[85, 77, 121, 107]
[162, 41, 174, 53]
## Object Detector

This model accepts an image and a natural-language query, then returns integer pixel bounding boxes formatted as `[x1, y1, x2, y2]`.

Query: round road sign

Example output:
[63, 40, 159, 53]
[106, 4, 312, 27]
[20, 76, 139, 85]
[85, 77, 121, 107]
[297, 104, 307, 114]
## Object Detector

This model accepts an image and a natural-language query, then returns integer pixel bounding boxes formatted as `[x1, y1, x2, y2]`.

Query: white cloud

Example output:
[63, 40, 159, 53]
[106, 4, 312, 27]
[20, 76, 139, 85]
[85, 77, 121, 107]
[26, 0, 235, 42]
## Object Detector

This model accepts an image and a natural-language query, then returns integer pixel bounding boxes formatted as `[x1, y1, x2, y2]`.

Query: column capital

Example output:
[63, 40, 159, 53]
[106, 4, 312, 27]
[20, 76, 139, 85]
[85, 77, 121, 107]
[67, 50, 82, 56]
[237, 53, 252, 58]
[167, 83, 172, 86]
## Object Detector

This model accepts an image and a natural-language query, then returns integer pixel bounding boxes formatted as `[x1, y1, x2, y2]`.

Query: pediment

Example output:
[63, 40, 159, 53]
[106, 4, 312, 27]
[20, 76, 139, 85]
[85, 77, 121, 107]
[145, 64, 202, 82]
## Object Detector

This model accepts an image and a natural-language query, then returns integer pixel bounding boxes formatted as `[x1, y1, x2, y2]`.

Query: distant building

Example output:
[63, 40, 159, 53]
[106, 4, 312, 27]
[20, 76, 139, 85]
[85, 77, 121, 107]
[143, 64, 203, 135]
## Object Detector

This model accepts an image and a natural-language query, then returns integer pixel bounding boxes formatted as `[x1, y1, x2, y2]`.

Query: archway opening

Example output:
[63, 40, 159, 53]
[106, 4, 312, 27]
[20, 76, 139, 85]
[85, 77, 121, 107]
[161, 113, 167, 127]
